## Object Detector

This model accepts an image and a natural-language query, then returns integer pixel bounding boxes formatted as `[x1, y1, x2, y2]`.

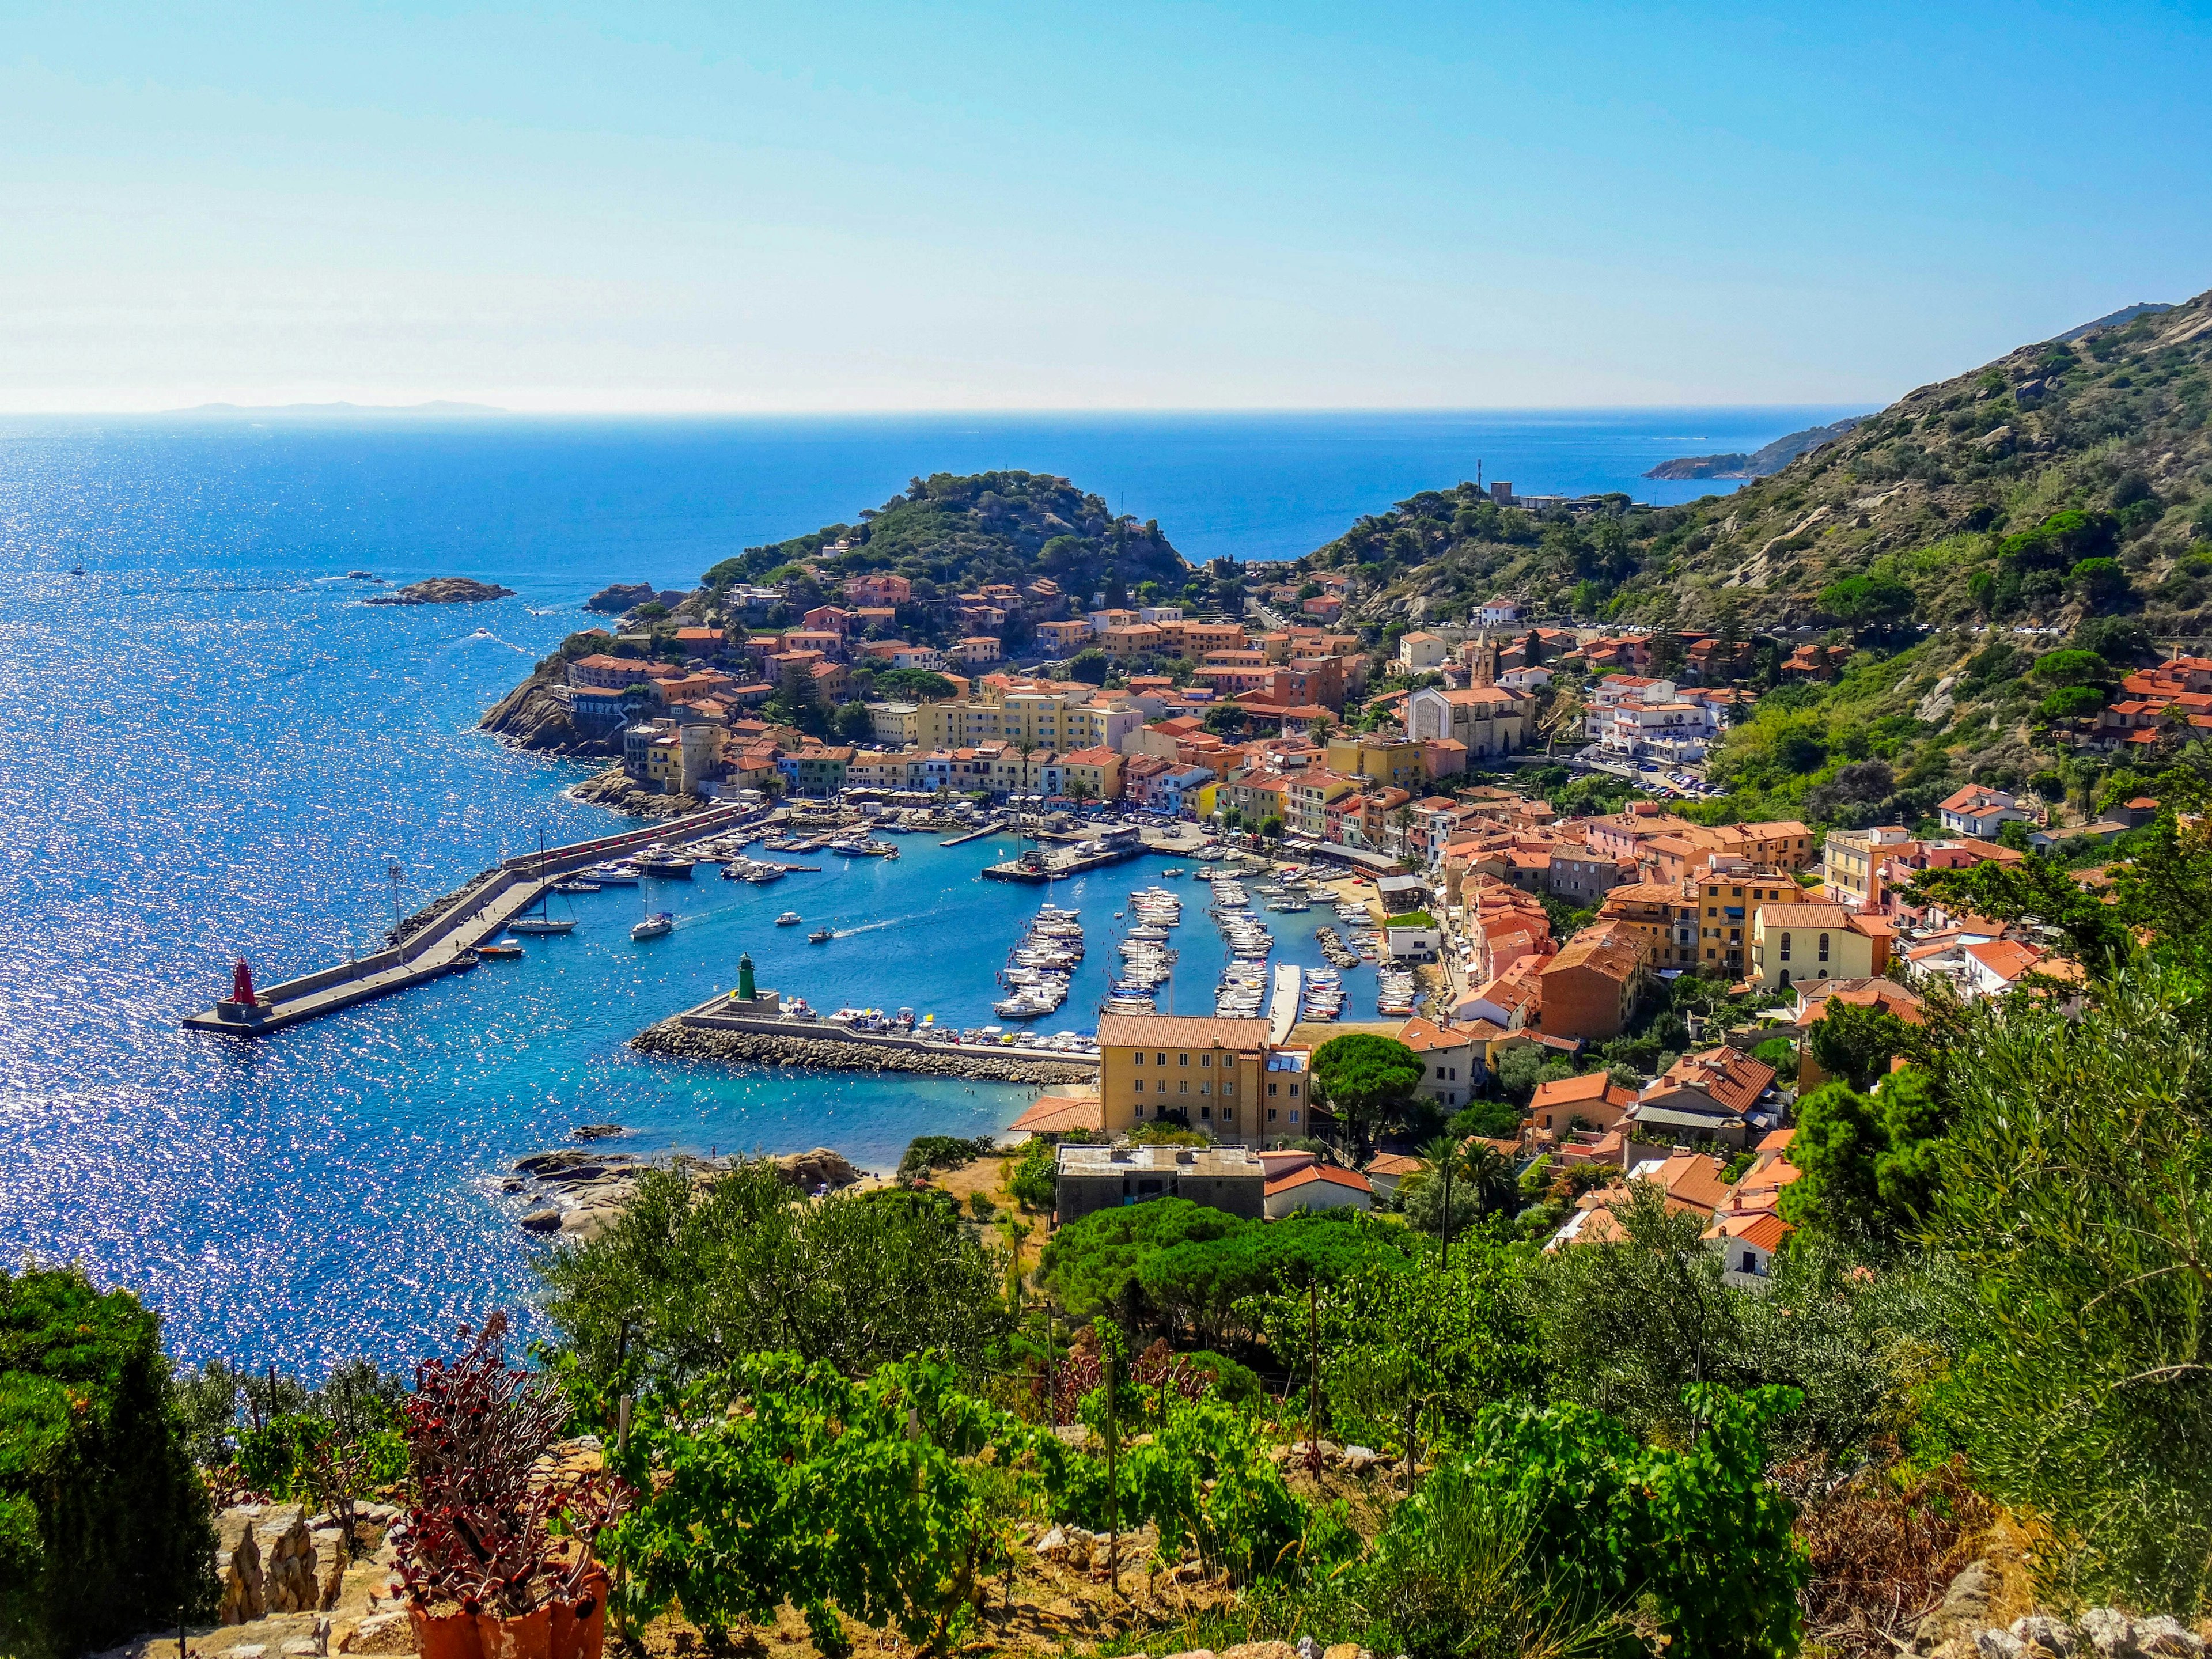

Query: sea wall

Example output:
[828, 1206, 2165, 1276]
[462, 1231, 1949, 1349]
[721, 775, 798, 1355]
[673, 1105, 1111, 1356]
[633, 1017, 1097, 1084]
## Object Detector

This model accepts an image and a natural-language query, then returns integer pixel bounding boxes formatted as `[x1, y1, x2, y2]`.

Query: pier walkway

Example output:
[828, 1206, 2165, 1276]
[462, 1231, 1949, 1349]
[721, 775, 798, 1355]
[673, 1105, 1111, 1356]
[181, 802, 760, 1037]
[1268, 964, 1304, 1044]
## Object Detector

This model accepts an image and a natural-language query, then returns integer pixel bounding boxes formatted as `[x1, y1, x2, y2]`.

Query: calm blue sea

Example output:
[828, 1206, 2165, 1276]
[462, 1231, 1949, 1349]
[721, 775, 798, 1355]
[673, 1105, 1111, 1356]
[0, 407, 1861, 1376]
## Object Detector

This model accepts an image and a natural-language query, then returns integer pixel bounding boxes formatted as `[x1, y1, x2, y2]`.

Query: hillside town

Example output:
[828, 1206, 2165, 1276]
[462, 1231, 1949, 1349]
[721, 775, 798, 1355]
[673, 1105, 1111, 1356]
[525, 561, 2123, 1274]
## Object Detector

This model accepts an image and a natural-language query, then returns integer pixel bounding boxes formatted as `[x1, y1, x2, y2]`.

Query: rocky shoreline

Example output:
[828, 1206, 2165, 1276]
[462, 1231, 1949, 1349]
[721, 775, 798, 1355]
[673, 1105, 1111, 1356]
[506, 1143, 870, 1241]
[476, 675, 618, 757]
[634, 1017, 1099, 1083]
[567, 765, 704, 816]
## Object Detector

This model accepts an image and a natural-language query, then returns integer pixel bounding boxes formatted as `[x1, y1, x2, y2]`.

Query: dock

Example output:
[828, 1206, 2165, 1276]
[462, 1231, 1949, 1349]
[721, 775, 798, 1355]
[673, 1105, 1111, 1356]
[939, 822, 1009, 847]
[980, 839, 1145, 884]
[1269, 964, 1304, 1044]
[181, 804, 762, 1037]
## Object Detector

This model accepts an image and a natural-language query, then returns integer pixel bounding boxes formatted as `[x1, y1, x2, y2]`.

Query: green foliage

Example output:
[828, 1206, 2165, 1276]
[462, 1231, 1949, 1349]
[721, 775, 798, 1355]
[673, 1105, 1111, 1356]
[1384, 911, 1438, 930]
[1448, 1098, 1524, 1140]
[2038, 684, 2107, 721]
[538, 1162, 1006, 1395]
[1040, 1202, 1415, 1348]
[1256, 1250, 1541, 1456]
[1353, 1470, 1623, 1659]
[2031, 647, 2111, 687]
[1496, 1045, 1574, 1104]
[1059, 1391, 1344, 1586]
[898, 1134, 999, 1179]
[1806, 998, 1914, 1090]
[1928, 965, 2212, 1612]
[1007, 1137, 1058, 1211]
[1780, 1072, 1944, 1256]
[1310, 1034, 1427, 1154]
[1819, 573, 1915, 628]
[0, 1267, 216, 1659]
[597, 1352, 1060, 1652]
[871, 668, 956, 703]
[1433, 1388, 1808, 1659]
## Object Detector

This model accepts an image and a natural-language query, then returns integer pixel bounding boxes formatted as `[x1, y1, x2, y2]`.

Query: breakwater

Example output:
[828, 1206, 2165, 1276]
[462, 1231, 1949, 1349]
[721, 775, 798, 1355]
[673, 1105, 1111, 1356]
[634, 1012, 1099, 1084]
[181, 802, 762, 1036]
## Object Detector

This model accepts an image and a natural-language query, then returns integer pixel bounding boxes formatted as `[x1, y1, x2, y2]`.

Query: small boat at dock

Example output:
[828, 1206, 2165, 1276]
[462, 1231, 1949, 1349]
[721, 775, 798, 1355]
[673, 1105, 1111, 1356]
[450, 948, 481, 969]
[477, 941, 522, 960]
[552, 878, 600, 894]
[588, 862, 641, 884]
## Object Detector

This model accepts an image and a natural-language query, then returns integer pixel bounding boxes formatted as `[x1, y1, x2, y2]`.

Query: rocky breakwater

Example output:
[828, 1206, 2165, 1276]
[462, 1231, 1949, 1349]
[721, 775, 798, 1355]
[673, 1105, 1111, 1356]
[362, 577, 517, 606]
[507, 1144, 866, 1241]
[634, 1016, 1100, 1084]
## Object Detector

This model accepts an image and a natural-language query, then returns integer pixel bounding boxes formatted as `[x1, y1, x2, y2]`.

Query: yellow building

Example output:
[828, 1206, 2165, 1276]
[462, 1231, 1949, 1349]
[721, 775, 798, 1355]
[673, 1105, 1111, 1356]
[869, 702, 921, 745]
[1099, 1013, 1271, 1144]
[1750, 903, 1893, 990]
[1325, 734, 1427, 792]
[1692, 867, 1815, 978]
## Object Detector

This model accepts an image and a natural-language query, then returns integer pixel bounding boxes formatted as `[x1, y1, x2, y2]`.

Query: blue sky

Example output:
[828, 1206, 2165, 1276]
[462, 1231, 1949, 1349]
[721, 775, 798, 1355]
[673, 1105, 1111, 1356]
[3, 1, 2208, 411]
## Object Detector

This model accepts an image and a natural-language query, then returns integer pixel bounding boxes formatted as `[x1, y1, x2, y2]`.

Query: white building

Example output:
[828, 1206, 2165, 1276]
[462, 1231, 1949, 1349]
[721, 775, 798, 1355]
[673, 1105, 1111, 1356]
[1397, 630, 1449, 671]
[1475, 599, 1522, 626]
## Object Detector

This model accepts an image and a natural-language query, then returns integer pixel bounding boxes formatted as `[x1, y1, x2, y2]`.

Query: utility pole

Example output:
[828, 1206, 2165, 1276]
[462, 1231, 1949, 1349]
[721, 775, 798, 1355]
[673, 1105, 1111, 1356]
[1307, 1279, 1321, 1474]
[386, 861, 404, 935]
[1105, 1350, 1119, 1596]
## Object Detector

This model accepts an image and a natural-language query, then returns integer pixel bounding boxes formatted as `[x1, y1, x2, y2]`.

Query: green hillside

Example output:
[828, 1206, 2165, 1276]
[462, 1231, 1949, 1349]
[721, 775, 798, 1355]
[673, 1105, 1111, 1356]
[705, 469, 1196, 608]
[1317, 288, 2212, 836]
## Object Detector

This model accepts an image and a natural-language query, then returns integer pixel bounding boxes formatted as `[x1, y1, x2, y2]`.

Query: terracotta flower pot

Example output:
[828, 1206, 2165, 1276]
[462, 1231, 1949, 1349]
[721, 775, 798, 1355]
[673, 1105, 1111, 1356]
[550, 1570, 610, 1659]
[411, 1605, 486, 1659]
[476, 1604, 551, 1659]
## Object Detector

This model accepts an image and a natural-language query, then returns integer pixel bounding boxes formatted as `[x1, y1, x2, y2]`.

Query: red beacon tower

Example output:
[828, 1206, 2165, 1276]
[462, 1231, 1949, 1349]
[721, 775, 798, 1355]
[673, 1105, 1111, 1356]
[230, 959, 257, 1005]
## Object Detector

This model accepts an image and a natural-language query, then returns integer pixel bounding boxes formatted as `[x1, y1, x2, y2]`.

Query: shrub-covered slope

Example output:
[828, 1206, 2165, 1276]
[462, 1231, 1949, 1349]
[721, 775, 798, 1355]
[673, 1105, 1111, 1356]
[707, 470, 1194, 606]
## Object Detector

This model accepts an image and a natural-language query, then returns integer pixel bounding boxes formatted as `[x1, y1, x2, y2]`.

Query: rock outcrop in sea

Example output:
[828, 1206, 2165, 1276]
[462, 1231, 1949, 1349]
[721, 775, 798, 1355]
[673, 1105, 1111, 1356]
[362, 577, 517, 605]
[584, 581, 657, 614]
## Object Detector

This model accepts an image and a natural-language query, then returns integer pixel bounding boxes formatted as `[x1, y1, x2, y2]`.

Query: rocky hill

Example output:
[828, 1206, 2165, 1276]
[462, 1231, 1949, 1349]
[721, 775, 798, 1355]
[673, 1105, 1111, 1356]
[1645, 418, 1865, 480]
[703, 469, 1194, 606]
[1323, 289, 2212, 642]
[1309, 289, 2212, 834]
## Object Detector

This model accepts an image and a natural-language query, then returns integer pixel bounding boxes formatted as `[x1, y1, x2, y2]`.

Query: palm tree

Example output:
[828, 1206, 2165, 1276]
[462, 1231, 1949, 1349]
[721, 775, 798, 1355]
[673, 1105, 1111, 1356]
[1464, 1141, 1517, 1217]
[1419, 1133, 1474, 1270]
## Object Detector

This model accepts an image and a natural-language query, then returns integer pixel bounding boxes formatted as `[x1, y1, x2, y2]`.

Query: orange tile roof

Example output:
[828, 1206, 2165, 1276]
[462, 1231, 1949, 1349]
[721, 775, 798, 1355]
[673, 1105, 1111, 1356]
[1266, 1164, 1374, 1196]
[1007, 1094, 1104, 1134]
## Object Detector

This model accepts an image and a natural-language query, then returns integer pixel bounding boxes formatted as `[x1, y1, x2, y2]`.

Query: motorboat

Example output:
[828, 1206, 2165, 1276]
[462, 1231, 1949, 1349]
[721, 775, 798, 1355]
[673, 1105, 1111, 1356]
[631, 911, 674, 941]
[634, 852, 696, 878]
[809, 927, 834, 944]
[552, 878, 601, 895]
[477, 941, 523, 960]
[450, 948, 481, 969]
[743, 865, 786, 883]
[589, 862, 641, 884]
[776, 911, 803, 926]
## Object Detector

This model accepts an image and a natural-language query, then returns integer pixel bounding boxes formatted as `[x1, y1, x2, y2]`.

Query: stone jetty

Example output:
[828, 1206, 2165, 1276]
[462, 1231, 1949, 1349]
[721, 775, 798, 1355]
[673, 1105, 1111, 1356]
[632, 1017, 1099, 1084]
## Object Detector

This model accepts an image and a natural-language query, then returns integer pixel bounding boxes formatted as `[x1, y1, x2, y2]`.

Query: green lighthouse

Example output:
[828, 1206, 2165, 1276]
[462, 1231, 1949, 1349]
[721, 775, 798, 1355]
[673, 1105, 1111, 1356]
[738, 950, 756, 1002]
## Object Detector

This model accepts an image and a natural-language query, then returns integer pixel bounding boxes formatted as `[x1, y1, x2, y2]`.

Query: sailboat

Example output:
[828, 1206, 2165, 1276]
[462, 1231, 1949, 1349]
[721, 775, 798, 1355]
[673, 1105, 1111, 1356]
[631, 869, 673, 940]
[510, 830, 578, 934]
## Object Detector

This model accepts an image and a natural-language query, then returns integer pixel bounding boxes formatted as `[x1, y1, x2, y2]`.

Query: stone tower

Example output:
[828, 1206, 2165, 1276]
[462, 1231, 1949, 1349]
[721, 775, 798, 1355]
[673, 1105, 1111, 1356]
[1469, 627, 1498, 688]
